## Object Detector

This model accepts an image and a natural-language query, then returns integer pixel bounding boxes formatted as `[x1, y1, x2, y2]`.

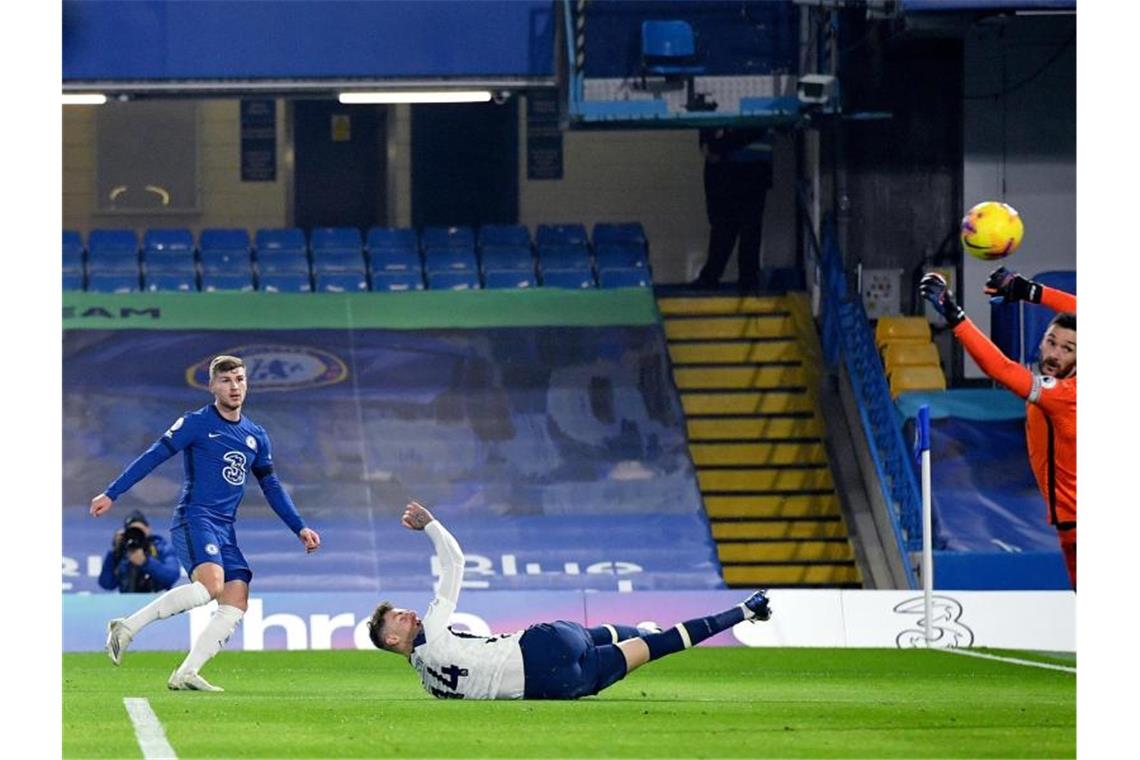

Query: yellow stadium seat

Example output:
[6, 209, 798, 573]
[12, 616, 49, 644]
[882, 342, 941, 376]
[875, 316, 931, 348]
[889, 365, 946, 398]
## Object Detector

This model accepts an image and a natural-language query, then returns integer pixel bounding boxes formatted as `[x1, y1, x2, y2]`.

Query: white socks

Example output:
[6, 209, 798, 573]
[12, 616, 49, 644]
[177, 604, 244, 675]
[123, 581, 212, 635]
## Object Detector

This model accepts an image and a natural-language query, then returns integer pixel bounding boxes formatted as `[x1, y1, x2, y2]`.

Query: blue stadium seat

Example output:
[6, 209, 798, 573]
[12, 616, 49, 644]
[366, 227, 418, 251]
[63, 230, 84, 273]
[541, 268, 596, 289]
[480, 245, 535, 272]
[200, 228, 251, 254]
[254, 227, 309, 272]
[259, 272, 313, 293]
[641, 21, 703, 75]
[595, 242, 648, 270]
[484, 269, 537, 289]
[371, 270, 425, 292]
[200, 249, 253, 277]
[424, 246, 478, 273]
[87, 272, 140, 293]
[478, 224, 531, 248]
[598, 267, 651, 289]
[368, 248, 421, 273]
[310, 226, 362, 252]
[201, 272, 255, 292]
[144, 272, 198, 293]
[143, 228, 196, 273]
[592, 222, 647, 248]
[63, 271, 84, 291]
[421, 225, 475, 249]
[538, 244, 591, 270]
[428, 270, 481, 291]
[87, 229, 139, 272]
[536, 223, 588, 247]
[312, 248, 366, 274]
[315, 272, 369, 293]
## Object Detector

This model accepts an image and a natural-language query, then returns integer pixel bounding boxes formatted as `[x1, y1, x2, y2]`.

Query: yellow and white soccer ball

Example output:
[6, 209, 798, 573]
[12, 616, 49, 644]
[960, 201, 1024, 261]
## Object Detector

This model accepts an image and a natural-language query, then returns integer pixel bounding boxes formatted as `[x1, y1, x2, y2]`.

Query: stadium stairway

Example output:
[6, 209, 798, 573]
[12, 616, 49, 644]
[658, 292, 863, 588]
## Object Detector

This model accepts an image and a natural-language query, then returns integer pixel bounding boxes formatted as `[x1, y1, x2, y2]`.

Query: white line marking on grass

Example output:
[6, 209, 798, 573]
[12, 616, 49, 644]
[941, 648, 1076, 674]
[123, 698, 178, 759]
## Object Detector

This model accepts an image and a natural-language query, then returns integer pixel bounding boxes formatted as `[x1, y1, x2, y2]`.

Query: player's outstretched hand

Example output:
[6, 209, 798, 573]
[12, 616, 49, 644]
[984, 266, 1042, 304]
[298, 527, 321, 553]
[401, 501, 435, 531]
[919, 273, 966, 327]
[90, 493, 113, 517]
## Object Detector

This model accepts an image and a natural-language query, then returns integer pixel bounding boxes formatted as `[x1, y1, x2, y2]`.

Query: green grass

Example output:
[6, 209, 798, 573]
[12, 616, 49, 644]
[63, 648, 1074, 759]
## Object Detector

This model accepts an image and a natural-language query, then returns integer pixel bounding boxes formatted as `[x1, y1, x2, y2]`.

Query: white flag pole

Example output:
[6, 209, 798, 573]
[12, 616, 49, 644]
[916, 405, 933, 645]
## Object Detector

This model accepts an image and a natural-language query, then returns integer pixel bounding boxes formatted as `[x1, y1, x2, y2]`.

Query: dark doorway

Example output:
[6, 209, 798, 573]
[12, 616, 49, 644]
[293, 100, 386, 231]
[411, 100, 519, 228]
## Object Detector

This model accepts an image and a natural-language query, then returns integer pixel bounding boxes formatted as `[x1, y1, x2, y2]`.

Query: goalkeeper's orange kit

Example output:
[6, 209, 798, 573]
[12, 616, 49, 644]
[951, 286, 1076, 588]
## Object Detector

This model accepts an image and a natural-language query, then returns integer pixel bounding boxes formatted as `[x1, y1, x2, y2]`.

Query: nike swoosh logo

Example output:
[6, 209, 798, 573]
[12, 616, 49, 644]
[208, 433, 222, 438]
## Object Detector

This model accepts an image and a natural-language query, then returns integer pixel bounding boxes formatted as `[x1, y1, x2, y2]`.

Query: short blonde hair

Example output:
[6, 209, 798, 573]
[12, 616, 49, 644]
[209, 355, 245, 381]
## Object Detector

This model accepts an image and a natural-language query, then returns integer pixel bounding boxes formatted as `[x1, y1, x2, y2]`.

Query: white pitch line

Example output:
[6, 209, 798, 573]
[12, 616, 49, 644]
[941, 647, 1076, 674]
[123, 698, 178, 759]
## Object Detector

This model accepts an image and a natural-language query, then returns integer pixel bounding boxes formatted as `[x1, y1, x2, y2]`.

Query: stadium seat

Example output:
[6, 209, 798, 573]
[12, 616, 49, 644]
[484, 269, 537, 289]
[86, 272, 139, 293]
[366, 226, 418, 251]
[63, 230, 84, 273]
[480, 245, 535, 272]
[144, 271, 198, 293]
[371, 270, 424, 292]
[310, 226, 362, 251]
[874, 316, 931, 349]
[541, 268, 596, 289]
[592, 222, 647, 248]
[368, 248, 421, 273]
[888, 365, 947, 399]
[595, 242, 648, 270]
[200, 248, 253, 277]
[421, 225, 475, 249]
[428, 270, 480, 290]
[62, 271, 84, 291]
[538, 244, 591, 270]
[598, 267, 651, 289]
[143, 228, 196, 273]
[315, 271, 369, 293]
[478, 224, 531, 248]
[255, 227, 309, 273]
[882, 342, 941, 376]
[87, 229, 140, 272]
[640, 20, 706, 110]
[424, 246, 477, 272]
[200, 228, 251, 254]
[312, 248, 367, 274]
[536, 223, 588, 247]
[259, 272, 313, 293]
[201, 272, 255, 292]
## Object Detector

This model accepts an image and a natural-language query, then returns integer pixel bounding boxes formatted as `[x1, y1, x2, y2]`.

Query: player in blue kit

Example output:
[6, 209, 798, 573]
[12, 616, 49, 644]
[90, 355, 321, 692]
[367, 502, 772, 700]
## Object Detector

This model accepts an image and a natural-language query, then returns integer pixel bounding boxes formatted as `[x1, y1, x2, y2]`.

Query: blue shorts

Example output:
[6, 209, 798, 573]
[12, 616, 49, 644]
[520, 621, 628, 700]
[171, 517, 252, 585]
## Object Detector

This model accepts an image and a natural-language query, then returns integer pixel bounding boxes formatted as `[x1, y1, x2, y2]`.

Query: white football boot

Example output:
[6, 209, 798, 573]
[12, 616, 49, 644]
[105, 618, 133, 666]
[167, 669, 224, 692]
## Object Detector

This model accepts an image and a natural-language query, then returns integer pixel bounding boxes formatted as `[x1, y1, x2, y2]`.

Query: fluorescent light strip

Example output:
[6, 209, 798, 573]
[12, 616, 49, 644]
[62, 93, 107, 106]
[338, 90, 492, 104]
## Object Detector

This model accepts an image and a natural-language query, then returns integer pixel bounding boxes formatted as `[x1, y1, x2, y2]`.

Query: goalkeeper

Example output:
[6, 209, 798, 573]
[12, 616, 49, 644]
[367, 501, 772, 700]
[920, 268, 1076, 589]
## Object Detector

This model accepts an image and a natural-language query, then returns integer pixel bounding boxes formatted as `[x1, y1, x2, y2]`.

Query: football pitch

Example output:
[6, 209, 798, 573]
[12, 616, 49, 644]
[63, 648, 1074, 758]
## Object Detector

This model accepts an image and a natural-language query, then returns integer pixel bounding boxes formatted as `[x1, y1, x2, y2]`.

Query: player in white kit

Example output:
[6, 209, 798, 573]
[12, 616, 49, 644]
[367, 501, 772, 700]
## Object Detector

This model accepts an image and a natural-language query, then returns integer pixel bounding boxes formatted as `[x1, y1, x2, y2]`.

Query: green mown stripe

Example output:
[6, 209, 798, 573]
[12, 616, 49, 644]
[62, 289, 660, 330]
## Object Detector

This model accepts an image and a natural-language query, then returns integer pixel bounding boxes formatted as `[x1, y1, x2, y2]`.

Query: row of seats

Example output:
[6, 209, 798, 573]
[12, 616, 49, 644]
[64, 267, 651, 293]
[873, 316, 947, 398]
[62, 223, 652, 282]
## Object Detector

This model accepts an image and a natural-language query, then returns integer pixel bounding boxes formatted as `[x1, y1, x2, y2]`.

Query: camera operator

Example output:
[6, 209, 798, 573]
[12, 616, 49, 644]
[98, 510, 181, 593]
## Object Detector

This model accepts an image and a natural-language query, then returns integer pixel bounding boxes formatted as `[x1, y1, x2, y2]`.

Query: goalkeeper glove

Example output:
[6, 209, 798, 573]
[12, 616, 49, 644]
[984, 266, 1043, 304]
[919, 273, 966, 327]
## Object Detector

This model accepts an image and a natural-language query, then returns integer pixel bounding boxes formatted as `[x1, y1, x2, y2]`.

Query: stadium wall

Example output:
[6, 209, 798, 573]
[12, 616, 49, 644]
[62, 589, 1075, 653]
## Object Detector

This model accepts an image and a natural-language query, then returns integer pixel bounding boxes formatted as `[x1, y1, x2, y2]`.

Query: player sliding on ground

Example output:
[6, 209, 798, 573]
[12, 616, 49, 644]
[90, 355, 322, 691]
[367, 501, 772, 700]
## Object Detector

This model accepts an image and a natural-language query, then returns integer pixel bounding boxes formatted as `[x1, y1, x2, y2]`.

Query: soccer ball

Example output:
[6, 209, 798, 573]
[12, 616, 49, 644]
[960, 201, 1023, 260]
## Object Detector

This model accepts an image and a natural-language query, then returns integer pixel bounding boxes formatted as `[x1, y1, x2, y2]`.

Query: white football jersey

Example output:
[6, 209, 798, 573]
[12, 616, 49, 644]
[408, 521, 526, 700]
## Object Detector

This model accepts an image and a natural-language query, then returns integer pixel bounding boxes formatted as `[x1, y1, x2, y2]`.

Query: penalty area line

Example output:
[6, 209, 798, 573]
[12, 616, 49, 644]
[940, 647, 1076, 674]
[123, 697, 178, 759]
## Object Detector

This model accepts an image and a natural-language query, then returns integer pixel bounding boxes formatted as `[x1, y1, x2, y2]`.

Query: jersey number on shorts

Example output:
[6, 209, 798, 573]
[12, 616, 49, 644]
[426, 664, 468, 699]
